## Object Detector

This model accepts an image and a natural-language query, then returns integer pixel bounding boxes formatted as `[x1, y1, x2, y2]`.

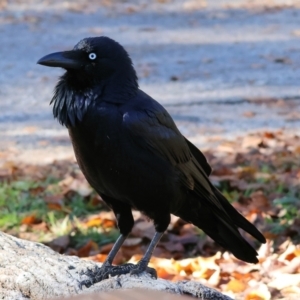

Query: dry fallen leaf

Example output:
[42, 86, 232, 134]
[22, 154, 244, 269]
[21, 215, 40, 225]
[48, 235, 70, 253]
[85, 217, 102, 228]
[226, 279, 247, 293]
[77, 240, 99, 257]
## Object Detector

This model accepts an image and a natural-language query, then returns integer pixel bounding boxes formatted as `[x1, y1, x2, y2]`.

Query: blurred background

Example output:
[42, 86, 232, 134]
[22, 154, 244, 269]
[1, 0, 300, 162]
[1, 1, 300, 299]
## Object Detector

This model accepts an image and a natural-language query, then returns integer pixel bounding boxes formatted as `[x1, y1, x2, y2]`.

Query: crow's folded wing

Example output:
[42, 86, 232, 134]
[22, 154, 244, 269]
[184, 137, 212, 176]
[122, 107, 223, 208]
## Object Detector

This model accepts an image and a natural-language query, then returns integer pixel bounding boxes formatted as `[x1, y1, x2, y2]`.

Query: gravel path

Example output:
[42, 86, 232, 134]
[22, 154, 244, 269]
[0, 0, 300, 163]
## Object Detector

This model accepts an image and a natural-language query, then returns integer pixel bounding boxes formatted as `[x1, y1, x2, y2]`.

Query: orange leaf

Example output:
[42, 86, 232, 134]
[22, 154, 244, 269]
[226, 279, 247, 293]
[156, 268, 174, 280]
[262, 231, 279, 240]
[245, 292, 267, 300]
[295, 249, 300, 257]
[86, 217, 102, 228]
[21, 215, 39, 225]
[263, 131, 275, 139]
[88, 254, 107, 263]
[232, 271, 254, 281]
[102, 219, 116, 228]
[285, 252, 297, 261]
[47, 203, 63, 211]
[77, 240, 99, 257]
[203, 268, 216, 280]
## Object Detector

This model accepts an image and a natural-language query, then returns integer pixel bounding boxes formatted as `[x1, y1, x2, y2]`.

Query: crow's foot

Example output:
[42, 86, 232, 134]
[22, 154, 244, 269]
[130, 260, 157, 279]
[80, 262, 156, 288]
[80, 263, 128, 287]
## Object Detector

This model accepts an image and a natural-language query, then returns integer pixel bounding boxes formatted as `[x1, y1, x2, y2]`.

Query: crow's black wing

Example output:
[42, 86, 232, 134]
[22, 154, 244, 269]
[122, 105, 222, 207]
[123, 108, 190, 165]
[184, 137, 212, 176]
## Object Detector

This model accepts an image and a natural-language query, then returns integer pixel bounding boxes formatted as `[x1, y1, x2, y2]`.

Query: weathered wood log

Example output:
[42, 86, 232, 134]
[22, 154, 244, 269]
[0, 232, 232, 300]
[51, 289, 226, 300]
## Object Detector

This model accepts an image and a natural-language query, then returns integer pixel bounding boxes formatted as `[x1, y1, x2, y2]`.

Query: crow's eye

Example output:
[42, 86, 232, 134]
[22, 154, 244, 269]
[89, 53, 97, 60]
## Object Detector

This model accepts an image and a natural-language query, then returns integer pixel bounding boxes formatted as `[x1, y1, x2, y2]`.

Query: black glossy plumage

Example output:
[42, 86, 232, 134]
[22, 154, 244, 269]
[38, 36, 265, 271]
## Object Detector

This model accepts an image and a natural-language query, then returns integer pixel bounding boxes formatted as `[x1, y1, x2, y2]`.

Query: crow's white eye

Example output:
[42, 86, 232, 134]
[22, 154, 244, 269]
[89, 53, 97, 60]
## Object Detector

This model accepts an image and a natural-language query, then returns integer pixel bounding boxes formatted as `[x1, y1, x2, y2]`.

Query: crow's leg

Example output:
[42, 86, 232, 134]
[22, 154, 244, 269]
[103, 234, 127, 265]
[129, 231, 163, 278]
[81, 197, 134, 285]
[97, 231, 163, 280]
[80, 233, 130, 287]
[129, 212, 170, 277]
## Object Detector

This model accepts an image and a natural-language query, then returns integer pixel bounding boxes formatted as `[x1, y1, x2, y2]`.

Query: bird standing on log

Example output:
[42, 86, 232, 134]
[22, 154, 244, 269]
[38, 36, 266, 281]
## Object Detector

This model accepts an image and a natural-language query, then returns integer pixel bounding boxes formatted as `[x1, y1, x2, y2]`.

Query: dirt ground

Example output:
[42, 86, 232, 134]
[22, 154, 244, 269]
[0, 0, 300, 163]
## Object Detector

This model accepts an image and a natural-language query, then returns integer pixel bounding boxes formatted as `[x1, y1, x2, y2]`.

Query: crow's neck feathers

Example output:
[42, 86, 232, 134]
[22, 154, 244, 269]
[51, 78, 96, 127]
[51, 65, 138, 128]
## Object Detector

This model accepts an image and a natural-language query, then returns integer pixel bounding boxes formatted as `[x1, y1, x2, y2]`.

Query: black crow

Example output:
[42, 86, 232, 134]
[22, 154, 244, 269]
[37, 36, 265, 281]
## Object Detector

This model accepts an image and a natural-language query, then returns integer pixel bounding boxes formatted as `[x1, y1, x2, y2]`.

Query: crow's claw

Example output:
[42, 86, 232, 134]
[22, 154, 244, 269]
[129, 261, 157, 279]
[96, 263, 157, 279]
[80, 262, 157, 288]
[80, 263, 127, 287]
[93, 263, 115, 282]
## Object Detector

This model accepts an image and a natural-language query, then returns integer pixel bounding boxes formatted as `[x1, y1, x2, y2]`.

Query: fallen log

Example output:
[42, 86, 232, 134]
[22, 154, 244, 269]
[0, 232, 232, 300]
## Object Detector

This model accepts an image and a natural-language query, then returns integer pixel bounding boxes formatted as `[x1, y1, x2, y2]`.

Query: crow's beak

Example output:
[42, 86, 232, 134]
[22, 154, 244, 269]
[37, 51, 83, 69]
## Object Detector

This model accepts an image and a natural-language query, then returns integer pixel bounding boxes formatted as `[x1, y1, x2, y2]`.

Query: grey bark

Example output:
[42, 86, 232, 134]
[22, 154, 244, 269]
[0, 232, 232, 300]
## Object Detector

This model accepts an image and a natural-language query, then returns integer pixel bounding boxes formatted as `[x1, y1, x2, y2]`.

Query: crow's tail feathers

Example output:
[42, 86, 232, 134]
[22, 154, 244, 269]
[178, 189, 266, 264]
[214, 188, 266, 244]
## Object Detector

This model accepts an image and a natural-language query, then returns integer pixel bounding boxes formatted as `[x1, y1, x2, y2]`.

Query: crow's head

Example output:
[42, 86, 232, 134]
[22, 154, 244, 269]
[38, 37, 139, 127]
[37, 36, 138, 92]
